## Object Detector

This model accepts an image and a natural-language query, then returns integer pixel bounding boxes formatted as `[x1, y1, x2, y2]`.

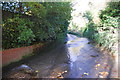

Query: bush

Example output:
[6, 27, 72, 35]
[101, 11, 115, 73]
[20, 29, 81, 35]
[94, 16, 118, 53]
[100, 2, 120, 18]
[82, 2, 119, 54]
[2, 2, 72, 49]
[44, 2, 72, 40]
[21, 2, 53, 41]
[24, 2, 72, 41]
[2, 16, 35, 49]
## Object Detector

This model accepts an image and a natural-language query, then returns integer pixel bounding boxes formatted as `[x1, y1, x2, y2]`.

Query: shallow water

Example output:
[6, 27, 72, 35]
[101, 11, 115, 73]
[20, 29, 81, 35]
[3, 34, 113, 78]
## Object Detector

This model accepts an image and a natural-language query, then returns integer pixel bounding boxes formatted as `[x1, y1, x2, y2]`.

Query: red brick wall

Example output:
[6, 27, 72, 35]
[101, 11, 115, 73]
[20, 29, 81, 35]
[1, 44, 44, 67]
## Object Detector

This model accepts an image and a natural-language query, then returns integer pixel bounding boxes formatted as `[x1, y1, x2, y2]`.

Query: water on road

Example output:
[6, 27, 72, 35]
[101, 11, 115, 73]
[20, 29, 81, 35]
[3, 34, 113, 78]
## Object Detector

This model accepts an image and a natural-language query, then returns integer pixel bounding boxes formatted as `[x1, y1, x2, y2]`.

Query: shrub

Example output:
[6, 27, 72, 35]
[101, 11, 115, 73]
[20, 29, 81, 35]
[100, 2, 120, 18]
[2, 16, 35, 49]
[22, 2, 72, 41]
[2, 2, 72, 49]
[93, 16, 118, 53]
[44, 2, 72, 40]
[82, 2, 119, 54]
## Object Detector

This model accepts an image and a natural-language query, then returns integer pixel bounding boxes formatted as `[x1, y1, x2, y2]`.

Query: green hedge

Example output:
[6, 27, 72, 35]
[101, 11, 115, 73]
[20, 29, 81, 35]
[83, 2, 119, 54]
[2, 2, 72, 49]
[2, 15, 35, 49]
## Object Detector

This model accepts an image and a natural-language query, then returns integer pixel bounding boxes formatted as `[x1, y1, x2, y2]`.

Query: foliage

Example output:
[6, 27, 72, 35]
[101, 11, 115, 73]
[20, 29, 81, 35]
[24, 2, 47, 18]
[83, 2, 119, 54]
[83, 11, 93, 21]
[17, 28, 35, 44]
[82, 11, 95, 39]
[1, 2, 29, 14]
[44, 2, 72, 40]
[67, 31, 81, 37]
[83, 22, 96, 40]
[94, 16, 118, 53]
[67, 2, 119, 54]
[2, 16, 35, 49]
[69, 22, 79, 33]
[14, 2, 54, 41]
[24, 2, 72, 41]
[2, 2, 72, 49]
[100, 2, 120, 18]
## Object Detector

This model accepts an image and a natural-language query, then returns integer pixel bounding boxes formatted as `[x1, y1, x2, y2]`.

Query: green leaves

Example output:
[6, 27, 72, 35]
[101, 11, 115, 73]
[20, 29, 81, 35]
[101, 14, 118, 25]
[17, 28, 35, 44]
[99, 2, 120, 18]
[2, 2, 72, 49]
[47, 2, 71, 40]
[26, 2, 46, 18]
[2, 16, 35, 49]
[82, 2, 119, 54]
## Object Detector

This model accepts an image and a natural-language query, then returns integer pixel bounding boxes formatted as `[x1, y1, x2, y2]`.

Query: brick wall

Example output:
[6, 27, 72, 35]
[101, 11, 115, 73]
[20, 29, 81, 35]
[1, 44, 44, 67]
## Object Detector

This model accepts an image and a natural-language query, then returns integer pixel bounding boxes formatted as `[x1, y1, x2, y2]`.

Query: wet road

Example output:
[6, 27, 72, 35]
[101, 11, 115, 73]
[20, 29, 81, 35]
[3, 34, 113, 78]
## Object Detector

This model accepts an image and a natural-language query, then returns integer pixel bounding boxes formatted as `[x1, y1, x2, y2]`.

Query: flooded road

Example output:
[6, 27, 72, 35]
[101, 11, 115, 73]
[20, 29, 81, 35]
[3, 34, 113, 78]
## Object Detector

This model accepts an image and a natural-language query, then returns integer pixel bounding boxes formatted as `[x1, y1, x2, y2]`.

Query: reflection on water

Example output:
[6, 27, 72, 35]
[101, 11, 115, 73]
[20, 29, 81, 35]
[4, 34, 113, 78]
[66, 34, 89, 62]
[66, 34, 112, 78]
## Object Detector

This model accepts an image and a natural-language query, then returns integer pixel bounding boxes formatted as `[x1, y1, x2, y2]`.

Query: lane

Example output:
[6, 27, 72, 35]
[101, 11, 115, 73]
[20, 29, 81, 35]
[65, 34, 113, 78]
[3, 34, 113, 78]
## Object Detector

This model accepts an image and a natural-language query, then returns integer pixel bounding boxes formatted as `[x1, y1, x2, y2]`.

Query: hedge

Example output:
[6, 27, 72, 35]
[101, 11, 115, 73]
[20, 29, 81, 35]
[2, 2, 72, 49]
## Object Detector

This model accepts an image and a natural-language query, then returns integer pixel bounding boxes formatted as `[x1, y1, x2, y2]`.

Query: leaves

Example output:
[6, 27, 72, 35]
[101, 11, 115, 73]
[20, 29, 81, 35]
[17, 28, 35, 44]
[95, 64, 101, 67]
[82, 4, 118, 55]
[2, 2, 72, 49]
[84, 72, 89, 75]
[2, 16, 35, 49]
[99, 71, 109, 77]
